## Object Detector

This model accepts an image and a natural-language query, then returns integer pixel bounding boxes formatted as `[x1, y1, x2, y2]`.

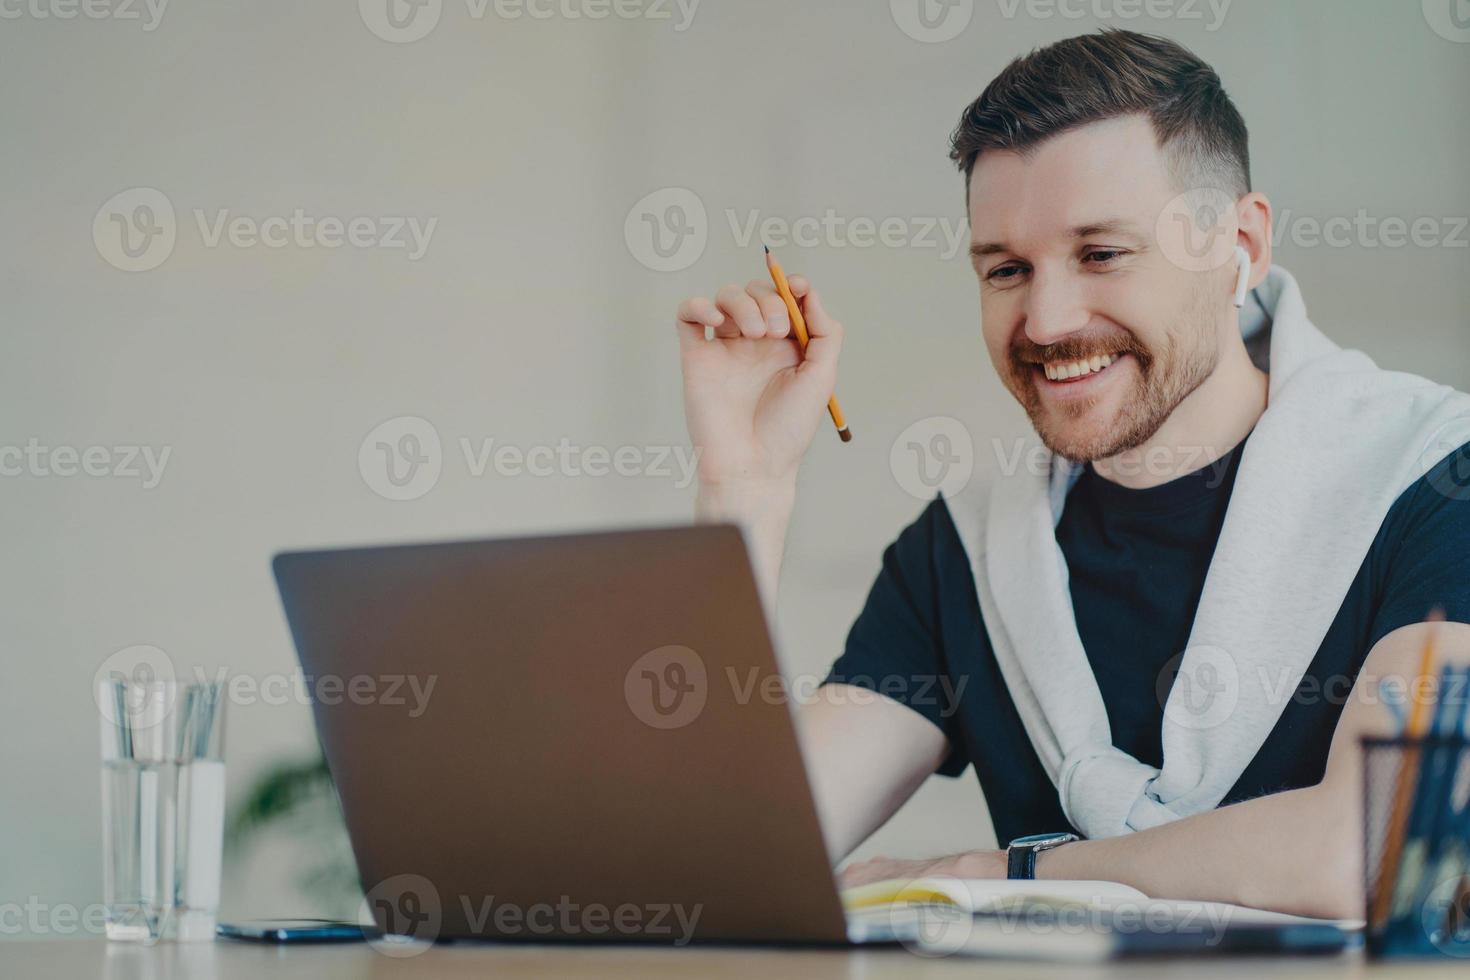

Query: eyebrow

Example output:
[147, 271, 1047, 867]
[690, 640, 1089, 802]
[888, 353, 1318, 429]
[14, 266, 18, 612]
[968, 218, 1147, 260]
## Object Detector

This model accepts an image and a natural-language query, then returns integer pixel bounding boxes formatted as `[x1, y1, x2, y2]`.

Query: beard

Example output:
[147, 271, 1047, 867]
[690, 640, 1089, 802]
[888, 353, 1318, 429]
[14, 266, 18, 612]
[1004, 282, 1221, 463]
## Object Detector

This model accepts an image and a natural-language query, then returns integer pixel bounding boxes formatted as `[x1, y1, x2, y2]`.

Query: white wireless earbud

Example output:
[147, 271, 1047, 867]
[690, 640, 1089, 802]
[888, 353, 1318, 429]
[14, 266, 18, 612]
[1232, 246, 1252, 308]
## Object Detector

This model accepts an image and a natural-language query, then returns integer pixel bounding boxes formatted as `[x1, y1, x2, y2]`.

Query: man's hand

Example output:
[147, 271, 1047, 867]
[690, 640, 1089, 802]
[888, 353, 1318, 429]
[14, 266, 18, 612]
[676, 275, 843, 491]
[828, 622, 1469, 918]
[675, 276, 844, 603]
[840, 850, 1006, 889]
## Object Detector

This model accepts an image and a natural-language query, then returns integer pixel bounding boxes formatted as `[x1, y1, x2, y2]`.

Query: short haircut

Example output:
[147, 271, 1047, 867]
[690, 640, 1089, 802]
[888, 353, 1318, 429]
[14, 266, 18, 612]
[949, 29, 1250, 203]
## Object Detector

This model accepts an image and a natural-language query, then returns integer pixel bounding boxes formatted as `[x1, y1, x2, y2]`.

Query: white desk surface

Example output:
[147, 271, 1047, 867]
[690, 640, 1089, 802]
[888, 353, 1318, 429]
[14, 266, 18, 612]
[6, 939, 1468, 979]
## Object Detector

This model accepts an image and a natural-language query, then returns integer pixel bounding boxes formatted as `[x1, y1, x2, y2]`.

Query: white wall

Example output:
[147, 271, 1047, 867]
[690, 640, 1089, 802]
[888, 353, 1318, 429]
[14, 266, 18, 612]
[2, 0, 1467, 935]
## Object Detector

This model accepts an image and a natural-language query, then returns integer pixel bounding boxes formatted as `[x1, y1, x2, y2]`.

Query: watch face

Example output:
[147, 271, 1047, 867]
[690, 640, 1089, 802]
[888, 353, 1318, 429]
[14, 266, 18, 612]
[1010, 832, 1077, 849]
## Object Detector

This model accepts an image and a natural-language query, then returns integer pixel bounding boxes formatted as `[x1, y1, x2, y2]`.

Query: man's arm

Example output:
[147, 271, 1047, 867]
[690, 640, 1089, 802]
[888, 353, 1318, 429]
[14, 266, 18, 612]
[842, 620, 1470, 920]
[794, 686, 949, 861]
[1037, 621, 1470, 917]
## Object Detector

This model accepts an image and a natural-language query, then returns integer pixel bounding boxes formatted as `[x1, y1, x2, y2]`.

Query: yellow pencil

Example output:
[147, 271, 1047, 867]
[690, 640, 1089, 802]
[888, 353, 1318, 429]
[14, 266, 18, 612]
[764, 246, 851, 443]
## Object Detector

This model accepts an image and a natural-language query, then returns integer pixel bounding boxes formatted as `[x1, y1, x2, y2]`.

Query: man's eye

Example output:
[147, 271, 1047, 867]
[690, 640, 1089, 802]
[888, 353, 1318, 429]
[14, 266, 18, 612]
[986, 264, 1024, 282]
[1083, 249, 1125, 265]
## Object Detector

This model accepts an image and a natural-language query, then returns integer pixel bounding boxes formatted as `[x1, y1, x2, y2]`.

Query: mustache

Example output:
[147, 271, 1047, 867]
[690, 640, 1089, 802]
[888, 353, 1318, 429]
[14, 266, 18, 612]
[1010, 334, 1152, 367]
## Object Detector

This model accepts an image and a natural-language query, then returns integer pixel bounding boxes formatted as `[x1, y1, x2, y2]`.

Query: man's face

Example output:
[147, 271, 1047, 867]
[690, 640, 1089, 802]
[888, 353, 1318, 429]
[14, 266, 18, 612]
[968, 114, 1233, 462]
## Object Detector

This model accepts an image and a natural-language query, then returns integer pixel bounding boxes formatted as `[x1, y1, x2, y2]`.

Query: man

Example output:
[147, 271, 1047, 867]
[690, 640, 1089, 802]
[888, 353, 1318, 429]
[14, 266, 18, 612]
[674, 30, 1470, 919]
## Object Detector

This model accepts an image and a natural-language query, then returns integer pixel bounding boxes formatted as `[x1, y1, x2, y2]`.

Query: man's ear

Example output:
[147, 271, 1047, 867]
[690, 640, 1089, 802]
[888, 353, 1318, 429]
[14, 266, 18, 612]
[1234, 192, 1273, 292]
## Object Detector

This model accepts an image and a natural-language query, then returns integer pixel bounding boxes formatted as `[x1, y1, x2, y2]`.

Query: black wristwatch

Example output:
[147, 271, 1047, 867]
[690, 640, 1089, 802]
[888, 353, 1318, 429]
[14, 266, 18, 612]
[1006, 832, 1080, 880]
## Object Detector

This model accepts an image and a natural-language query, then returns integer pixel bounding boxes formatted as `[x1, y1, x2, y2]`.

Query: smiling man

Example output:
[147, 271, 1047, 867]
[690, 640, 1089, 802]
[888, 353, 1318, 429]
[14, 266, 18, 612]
[673, 30, 1470, 919]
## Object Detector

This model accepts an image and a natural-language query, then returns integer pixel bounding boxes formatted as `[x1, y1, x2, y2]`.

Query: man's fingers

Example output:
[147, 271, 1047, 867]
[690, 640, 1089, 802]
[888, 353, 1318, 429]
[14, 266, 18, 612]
[796, 284, 843, 368]
[745, 280, 791, 339]
[785, 274, 838, 338]
[676, 277, 836, 349]
[677, 296, 722, 328]
[715, 283, 772, 339]
[800, 285, 835, 336]
[839, 857, 890, 889]
[676, 296, 741, 340]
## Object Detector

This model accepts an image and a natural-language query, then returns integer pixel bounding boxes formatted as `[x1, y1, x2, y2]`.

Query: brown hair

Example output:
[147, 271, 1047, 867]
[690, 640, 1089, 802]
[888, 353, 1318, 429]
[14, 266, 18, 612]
[949, 29, 1250, 202]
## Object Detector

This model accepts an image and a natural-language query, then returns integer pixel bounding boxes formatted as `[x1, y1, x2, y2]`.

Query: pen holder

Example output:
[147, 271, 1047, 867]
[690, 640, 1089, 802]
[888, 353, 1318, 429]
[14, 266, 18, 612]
[1362, 736, 1470, 959]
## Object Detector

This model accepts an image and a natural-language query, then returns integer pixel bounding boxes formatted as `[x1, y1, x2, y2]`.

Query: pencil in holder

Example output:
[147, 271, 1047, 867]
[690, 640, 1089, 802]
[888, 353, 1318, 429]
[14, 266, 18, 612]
[1362, 736, 1470, 959]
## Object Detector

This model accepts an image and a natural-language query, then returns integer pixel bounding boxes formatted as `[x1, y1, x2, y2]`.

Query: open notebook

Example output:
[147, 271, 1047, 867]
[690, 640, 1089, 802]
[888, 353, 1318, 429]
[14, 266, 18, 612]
[842, 877, 1362, 959]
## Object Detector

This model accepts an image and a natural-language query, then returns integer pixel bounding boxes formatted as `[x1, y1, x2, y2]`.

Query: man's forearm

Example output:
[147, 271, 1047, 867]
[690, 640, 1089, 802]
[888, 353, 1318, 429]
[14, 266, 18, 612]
[843, 628, 1467, 909]
[695, 479, 796, 609]
[1031, 623, 1470, 920]
[1035, 782, 1361, 919]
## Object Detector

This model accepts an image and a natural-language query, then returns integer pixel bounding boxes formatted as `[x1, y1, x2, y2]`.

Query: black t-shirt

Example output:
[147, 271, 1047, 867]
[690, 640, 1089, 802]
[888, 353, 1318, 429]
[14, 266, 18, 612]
[825, 437, 1470, 844]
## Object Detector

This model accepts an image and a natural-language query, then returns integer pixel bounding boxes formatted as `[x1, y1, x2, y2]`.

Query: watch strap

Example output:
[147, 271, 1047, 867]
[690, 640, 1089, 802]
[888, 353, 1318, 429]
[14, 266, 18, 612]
[1006, 832, 1079, 880]
[1006, 845, 1038, 880]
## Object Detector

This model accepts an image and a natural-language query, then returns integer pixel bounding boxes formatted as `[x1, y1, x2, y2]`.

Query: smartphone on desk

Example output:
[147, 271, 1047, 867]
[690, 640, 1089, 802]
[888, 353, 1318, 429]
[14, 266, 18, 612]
[217, 918, 382, 943]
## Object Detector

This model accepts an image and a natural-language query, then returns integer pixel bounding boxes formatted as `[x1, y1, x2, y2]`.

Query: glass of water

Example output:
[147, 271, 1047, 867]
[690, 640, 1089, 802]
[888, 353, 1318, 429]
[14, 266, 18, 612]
[98, 677, 226, 942]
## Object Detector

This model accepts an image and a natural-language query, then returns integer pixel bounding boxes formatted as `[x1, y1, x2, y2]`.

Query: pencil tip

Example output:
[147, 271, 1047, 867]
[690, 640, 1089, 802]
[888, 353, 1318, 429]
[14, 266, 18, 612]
[763, 244, 770, 254]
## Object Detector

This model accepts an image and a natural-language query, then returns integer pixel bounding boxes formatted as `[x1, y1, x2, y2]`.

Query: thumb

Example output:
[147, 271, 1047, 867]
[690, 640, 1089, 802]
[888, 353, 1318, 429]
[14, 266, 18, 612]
[789, 279, 843, 371]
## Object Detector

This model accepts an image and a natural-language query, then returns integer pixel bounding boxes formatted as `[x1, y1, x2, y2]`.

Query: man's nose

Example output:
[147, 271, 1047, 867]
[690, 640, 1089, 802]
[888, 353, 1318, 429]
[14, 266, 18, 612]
[1020, 272, 1091, 347]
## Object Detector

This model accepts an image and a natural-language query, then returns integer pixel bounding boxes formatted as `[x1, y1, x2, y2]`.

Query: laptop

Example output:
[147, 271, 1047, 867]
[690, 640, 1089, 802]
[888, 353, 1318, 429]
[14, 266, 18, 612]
[272, 524, 898, 946]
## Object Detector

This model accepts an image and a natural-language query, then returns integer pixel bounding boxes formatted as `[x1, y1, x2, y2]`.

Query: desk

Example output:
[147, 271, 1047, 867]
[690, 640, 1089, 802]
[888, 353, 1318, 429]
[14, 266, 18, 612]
[5, 940, 1465, 979]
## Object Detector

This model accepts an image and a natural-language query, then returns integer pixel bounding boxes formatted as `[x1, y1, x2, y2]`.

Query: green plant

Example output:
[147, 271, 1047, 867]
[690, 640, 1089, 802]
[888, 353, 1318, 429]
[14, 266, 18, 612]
[228, 754, 361, 915]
